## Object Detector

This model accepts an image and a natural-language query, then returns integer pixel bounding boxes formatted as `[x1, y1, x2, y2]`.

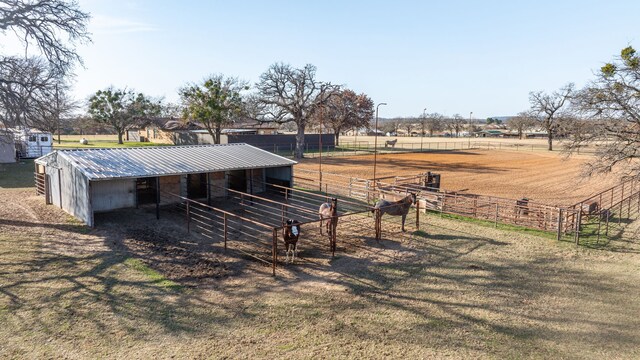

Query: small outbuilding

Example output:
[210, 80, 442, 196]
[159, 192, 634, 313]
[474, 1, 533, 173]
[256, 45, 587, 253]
[34, 143, 296, 226]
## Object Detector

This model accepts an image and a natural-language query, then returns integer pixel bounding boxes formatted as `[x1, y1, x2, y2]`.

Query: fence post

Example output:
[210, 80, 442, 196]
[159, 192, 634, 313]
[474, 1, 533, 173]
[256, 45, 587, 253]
[557, 208, 563, 241]
[495, 203, 499, 227]
[605, 209, 610, 237]
[574, 210, 582, 245]
[272, 228, 277, 276]
[415, 199, 420, 229]
[223, 213, 228, 250]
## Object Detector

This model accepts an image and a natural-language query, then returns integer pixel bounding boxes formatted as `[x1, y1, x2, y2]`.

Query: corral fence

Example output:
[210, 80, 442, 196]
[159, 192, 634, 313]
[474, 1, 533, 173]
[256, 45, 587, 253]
[571, 177, 640, 245]
[156, 177, 400, 275]
[292, 139, 601, 158]
[294, 168, 582, 240]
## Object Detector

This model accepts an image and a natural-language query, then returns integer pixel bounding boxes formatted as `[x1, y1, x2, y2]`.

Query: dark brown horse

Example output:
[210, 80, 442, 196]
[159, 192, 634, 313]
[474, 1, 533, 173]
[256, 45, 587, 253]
[282, 219, 301, 263]
[372, 193, 416, 232]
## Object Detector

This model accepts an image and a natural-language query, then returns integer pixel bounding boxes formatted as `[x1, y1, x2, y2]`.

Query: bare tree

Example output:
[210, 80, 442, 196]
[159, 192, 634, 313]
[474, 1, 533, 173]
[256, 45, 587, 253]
[0, 0, 90, 72]
[529, 83, 574, 150]
[311, 89, 373, 146]
[401, 118, 415, 136]
[506, 111, 537, 139]
[424, 112, 443, 137]
[255, 63, 339, 158]
[0, 0, 90, 129]
[444, 114, 466, 137]
[569, 46, 640, 177]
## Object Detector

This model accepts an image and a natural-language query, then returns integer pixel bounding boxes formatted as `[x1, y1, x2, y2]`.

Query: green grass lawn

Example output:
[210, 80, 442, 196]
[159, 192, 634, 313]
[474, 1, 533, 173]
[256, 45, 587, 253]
[0, 160, 35, 189]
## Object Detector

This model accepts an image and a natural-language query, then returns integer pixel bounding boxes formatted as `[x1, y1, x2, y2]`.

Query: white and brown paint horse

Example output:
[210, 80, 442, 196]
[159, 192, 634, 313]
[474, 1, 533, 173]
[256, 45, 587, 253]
[318, 198, 338, 238]
[282, 219, 301, 263]
[372, 193, 417, 232]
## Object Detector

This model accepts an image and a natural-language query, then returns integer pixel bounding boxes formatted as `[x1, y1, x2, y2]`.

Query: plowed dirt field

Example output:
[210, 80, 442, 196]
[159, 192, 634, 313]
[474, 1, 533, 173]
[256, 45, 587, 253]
[296, 150, 619, 205]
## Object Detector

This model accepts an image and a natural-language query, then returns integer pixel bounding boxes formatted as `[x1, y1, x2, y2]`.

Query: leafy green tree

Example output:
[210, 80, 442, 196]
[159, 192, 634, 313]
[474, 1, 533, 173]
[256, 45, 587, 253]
[179, 75, 247, 144]
[88, 87, 161, 144]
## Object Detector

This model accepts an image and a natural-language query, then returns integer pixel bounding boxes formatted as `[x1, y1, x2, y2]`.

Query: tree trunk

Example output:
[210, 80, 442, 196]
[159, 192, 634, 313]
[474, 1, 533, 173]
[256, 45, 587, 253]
[117, 131, 124, 144]
[334, 131, 340, 146]
[214, 124, 222, 144]
[518, 129, 523, 140]
[295, 124, 305, 159]
[547, 131, 553, 151]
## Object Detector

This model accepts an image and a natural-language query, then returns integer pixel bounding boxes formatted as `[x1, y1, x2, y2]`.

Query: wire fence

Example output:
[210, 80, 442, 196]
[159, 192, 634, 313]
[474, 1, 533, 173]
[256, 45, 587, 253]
[571, 177, 640, 246]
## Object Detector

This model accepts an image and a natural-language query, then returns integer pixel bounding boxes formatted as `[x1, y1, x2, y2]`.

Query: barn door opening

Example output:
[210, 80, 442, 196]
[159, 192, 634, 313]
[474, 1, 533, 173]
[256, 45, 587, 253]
[136, 177, 157, 205]
[187, 173, 207, 199]
[227, 169, 246, 192]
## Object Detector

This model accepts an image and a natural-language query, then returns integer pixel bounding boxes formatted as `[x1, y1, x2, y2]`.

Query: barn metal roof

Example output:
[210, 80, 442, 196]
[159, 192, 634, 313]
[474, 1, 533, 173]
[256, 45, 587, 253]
[36, 143, 296, 181]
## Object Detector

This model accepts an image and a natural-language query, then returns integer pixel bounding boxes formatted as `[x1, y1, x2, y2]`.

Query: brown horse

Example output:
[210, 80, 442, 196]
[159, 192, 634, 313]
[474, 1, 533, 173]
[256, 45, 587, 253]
[385, 139, 398, 148]
[372, 193, 416, 232]
[319, 198, 338, 238]
[282, 219, 301, 263]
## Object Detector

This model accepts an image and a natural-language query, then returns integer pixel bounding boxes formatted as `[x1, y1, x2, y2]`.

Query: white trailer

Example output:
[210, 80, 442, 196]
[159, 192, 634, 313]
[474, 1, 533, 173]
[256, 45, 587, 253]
[14, 129, 54, 158]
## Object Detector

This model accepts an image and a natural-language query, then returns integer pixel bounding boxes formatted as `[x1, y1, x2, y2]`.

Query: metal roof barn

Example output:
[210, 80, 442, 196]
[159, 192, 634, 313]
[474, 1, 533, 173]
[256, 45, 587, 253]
[34, 143, 296, 226]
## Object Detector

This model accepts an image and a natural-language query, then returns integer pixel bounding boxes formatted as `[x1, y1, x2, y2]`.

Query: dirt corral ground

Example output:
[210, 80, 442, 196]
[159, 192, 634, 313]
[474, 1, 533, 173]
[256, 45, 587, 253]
[296, 149, 620, 205]
[2, 157, 640, 358]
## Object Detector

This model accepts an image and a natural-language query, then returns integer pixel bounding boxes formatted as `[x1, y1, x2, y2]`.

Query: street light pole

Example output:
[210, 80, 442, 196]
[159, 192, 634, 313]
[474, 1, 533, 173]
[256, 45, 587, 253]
[373, 102, 387, 187]
[468, 111, 473, 149]
[421, 107, 427, 152]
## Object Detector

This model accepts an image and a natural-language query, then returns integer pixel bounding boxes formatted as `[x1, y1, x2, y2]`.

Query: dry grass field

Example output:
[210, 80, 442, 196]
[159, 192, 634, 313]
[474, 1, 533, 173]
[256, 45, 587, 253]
[1, 160, 640, 358]
[296, 149, 620, 205]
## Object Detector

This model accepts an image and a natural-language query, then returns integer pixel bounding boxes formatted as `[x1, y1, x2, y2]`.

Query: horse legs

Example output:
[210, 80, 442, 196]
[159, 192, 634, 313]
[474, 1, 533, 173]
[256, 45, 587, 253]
[401, 214, 407, 232]
[319, 215, 324, 235]
[285, 243, 290, 263]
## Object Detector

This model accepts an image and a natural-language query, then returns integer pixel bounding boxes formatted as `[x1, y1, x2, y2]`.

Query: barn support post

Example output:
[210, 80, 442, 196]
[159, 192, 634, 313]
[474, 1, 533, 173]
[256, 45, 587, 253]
[223, 213, 227, 250]
[272, 228, 277, 276]
[155, 177, 160, 220]
[556, 208, 563, 241]
[249, 169, 254, 206]
[206, 173, 211, 206]
[186, 201, 190, 233]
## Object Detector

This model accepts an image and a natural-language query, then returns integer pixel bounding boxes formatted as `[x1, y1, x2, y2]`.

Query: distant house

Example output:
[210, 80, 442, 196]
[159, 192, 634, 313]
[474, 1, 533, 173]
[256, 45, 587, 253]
[134, 118, 279, 144]
[477, 129, 506, 137]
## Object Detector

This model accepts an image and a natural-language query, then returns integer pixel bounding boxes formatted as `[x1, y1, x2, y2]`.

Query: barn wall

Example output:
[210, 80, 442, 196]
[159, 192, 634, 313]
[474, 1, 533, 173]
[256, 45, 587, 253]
[91, 179, 135, 212]
[265, 166, 293, 185]
[159, 175, 181, 204]
[0, 134, 16, 163]
[208, 171, 226, 198]
[56, 156, 92, 226]
[247, 168, 265, 193]
[46, 165, 61, 208]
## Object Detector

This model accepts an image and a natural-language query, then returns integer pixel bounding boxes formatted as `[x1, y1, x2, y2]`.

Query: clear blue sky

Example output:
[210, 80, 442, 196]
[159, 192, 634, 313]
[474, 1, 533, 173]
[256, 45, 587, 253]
[71, 0, 639, 119]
